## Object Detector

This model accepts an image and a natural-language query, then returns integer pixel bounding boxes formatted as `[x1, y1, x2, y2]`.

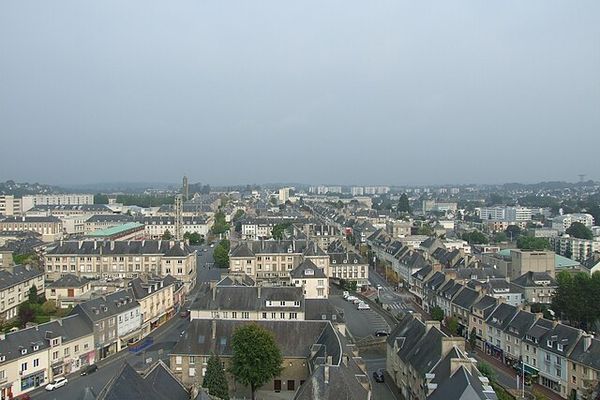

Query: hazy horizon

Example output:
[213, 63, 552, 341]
[1, 1, 599, 185]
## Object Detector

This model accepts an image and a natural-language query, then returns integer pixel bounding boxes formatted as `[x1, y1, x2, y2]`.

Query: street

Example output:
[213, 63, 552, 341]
[30, 244, 220, 400]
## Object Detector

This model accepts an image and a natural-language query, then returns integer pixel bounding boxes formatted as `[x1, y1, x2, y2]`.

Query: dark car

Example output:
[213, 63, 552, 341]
[374, 330, 389, 337]
[180, 310, 190, 318]
[80, 364, 98, 376]
[373, 369, 385, 383]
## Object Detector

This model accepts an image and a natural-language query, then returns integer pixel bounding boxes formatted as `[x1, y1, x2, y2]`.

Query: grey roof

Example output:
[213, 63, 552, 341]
[523, 318, 554, 343]
[230, 239, 325, 257]
[291, 259, 327, 279]
[96, 360, 188, 400]
[429, 363, 497, 400]
[451, 287, 480, 310]
[486, 303, 518, 330]
[294, 358, 370, 400]
[128, 276, 177, 300]
[305, 299, 344, 323]
[505, 311, 537, 339]
[472, 296, 498, 319]
[386, 314, 426, 360]
[70, 288, 139, 322]
[0, 215, 61, 223]
[511, 271, 557, 288]
[190, 284, 304, 312]
[48, 274, 89, 288]
[569, 336, 600, 370]
[172, 320, 341, 364]
[329, 252, 367, 265]
[0, 314, 93, 365]
[539, 323, 581, 357]
[29, 204, 110, 212]
[86, 214, 135, 223]
[413, 265, 433, 280]
[47, 240, 194, 257]
[0, 264, 43, 291]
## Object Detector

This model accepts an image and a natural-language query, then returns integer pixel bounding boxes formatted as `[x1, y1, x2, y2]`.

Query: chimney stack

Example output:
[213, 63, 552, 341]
[583, 335, 593, 352]
[212, 319, 217, 340]
[212, 286, 217, 301]
[425, 320, 440, 332]
[441, 337, 465, 355]
[450, 357, 474, 375]
[257, 286, 261, 298]
[324, 365, 329, 384]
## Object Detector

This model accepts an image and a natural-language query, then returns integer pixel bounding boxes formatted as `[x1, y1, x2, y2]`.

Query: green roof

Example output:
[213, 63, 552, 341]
[86, 222, 144, 238]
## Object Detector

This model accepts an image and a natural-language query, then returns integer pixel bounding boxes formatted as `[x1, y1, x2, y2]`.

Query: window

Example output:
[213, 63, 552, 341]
[21, 362, 27, 372]
[53, 351, 59, 360]
[241, 312, 249, 319]
[75, 345, 79, 353]
[189, 356, 195, 365]
[189, 368, 196, 377]
[175, 356, 182, 365]
[262, 312, 267, 319]
[33, 359, 39, 367]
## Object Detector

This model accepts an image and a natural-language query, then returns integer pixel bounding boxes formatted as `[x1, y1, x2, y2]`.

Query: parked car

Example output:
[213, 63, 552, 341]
[357, 302, 370, 310]
[373, 369, 385, 383]
[180, 310, 190, 318]
[353, 298, 362, 304]
[374, 330, 389, 337]
[346, 295, 358, 302]
[342, 291, 349, 299]
[80, 364, 98, 376]
[376, 284, 382, 290]
[45, 377, 68, 391]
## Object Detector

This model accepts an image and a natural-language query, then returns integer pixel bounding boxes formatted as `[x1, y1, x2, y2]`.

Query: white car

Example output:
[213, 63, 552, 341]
[342, 291, 350, 299]
[45, 377, 68, 391]
[352, 298, 362, 304]
[346, 295, 358, 302]
[357, 302, 370, 310]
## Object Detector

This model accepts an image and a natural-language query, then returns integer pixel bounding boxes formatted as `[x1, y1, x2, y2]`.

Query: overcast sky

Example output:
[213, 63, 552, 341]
[1, 1, 599, 186]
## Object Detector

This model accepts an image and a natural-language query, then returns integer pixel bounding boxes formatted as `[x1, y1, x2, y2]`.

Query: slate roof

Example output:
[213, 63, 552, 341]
[86, 214, 135, 223]
[429, 363, 497, 400]
[329, 252, 367, 265]
[0, 314, 92, 365]
[505, 311, 537, 339]
[0, 215, 62, 223]
[294, 358, 370, 400]
[172, 320, 341, 364]
[70, 288, 139, 322]
[47, 240, 194, 257]
[413, 265, 433, 281]
[569, 336, 600, 370]
[472, 296, 498, 319]
[128, 275, 176, 300]
[190, 284, 304, 312]
[48, 274, 89, 288]
[96, 360, 188, 400]
[450, 286, 480, 310]
[486, 303, 518, 330]
[291, 259, 327, 279]
[0, 264, 43, 291]
[539, 323, 581, 357]
[305, 299, 345, 323]
[230, 239, 325, 257]
[511, 271, 557, 288]
[523, 318, 554, 344]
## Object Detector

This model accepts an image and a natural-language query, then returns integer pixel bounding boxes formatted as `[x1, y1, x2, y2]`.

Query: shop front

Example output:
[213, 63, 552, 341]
[0, 381, 13, 400]
[20, 370, 45, 393]
[540, 374, 562, 394]
[485, 342, 504, 360]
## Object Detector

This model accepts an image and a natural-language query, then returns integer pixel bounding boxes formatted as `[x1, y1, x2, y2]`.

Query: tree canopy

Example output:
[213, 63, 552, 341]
[516, 236, 550, 251]
[203, 354, 229, 400]
[213, 240, 231, 268]
[430, 306, 444, 321]
[161, 229, 173, 240]
[552, 271, 600, 331]
[565, 222, 593, 240]
[271, 222, 292, 240]
[397, 193, 411, 213]
[462, 230, 489, 245]
[212, 211, 230, 235]
[183, 231, 204, 245]
[229, 323, 283, 400]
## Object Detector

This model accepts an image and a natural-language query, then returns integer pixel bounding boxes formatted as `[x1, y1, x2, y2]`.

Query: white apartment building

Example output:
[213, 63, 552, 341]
[0, 195, 21, 216]
[21, 194, 94, 213]
[550, 235, 599, 262]
[551, 213, 595, 233]
[0, 265, 45, 321]
[143, 216, 211, 239]
[479, 206, 532, 221]
[351, 186, 364, 196]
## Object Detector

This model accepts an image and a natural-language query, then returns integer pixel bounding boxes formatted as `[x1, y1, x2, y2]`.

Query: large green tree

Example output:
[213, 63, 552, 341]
[516, 236, 550, 251]
[183, 231, 204, 245]
[552, 271, 600, 330]
[229, 324, 283, 400]
[565, 222, 593, 240]
[271, 222, 292, 240]
[28, 284, 38, 304]
[462, 231, 489, 244]
[213, 240, 231, 268]
[397, 193, 411, 213]
[203, 355, 229, 400]
[161, 230, 173, 240]
[430, 306, 444, 321]
[212, 211, 230, 235]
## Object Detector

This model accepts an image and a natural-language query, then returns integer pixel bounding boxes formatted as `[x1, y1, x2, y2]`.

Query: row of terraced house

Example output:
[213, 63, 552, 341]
[411, 264, 600, 400]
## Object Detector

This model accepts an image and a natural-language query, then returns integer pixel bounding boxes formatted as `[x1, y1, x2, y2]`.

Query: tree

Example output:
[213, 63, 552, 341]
[397, 193, 411, 213]
[516, 236, 550, 251]
[18, 302, 36, 327]
[203, 354, 229, 400]
[446, 316, 459, 335]
[552, 271, 600, 330]
[565, 222, 593, 240]
[493, 232, 508, 243]
[504, 225, 522, 240]
[162, 230, 173, 240]
[430, 306, 444, 321]
[271, 222, 292, 240]
[229, 323, 283, 400]
[462, 231, 489, 245]
[212, 211, 230, 235]
[41, 300, 58, 315]
[469, 327, 477, 350]
[477, 362, 496, 381]
[416, 224, 434, 236]
[28, 285, 38, 304]
[213, 240, 231, 268]
[94, 193, 109, 204]
[183, 232, 204, 245]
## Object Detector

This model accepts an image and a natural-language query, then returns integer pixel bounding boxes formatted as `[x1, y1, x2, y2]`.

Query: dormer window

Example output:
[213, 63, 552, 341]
[557, 344, 564, 352]
[20, 349, 27, 355]
[332, 260, 336, 264]
[33, 345, 39, 351]
[304, 269, 314, 276]
[354, 259, 358, 264]
[0, 355, 4, 362]
[547, 340, 553, 348]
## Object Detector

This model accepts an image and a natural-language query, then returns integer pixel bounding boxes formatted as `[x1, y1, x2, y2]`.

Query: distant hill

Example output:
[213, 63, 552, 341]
[0, 180, 65, 196]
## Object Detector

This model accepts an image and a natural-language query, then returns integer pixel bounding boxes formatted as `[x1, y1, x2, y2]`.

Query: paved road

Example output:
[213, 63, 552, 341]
[31, 244, 219, 400]
[329, 293, 389, 339]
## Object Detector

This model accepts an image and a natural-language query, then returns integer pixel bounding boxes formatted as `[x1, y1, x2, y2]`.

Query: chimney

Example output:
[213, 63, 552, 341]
[169, 240, 175, 249]
[450, 357, 474, 375]
[425, 320, 440, 332]
[324, 365, 329, 384]
[110, 241, 115, 251]
[94, 241, 97, 250]
[583, 335, 593, 352]
[78, 240, 83, 249]
[257, 287, 261, 299]
[432, 263, 443, 272]
[212, 286, 217, 301]
[211, 319, 217, 340]
[442, 337, 465, 355]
